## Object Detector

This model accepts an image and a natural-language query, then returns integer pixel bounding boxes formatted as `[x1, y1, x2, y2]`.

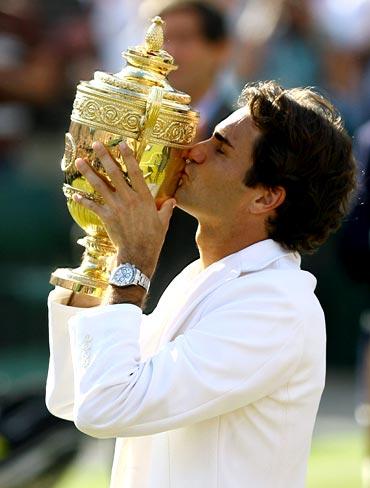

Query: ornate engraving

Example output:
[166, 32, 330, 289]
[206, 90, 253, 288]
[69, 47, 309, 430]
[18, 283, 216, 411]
[84, 100, 100, 121]
[71, 90, 197, 146]
[152, 116, 196, 145]
[63, 184, 104, 204]
[72, 91, 142, 138]
[100, 104, 120, 125]
[83, 236, 115, 255]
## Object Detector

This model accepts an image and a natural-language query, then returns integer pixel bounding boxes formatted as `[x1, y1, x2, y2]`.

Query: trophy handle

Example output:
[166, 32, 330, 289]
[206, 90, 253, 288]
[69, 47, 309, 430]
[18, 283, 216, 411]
[136, 86, 163, 161]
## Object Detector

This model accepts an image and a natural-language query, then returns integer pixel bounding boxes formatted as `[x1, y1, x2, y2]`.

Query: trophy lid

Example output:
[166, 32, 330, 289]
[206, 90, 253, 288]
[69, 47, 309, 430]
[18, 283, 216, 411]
[71, 16, 199, 147]
[95, 16, 191, 105]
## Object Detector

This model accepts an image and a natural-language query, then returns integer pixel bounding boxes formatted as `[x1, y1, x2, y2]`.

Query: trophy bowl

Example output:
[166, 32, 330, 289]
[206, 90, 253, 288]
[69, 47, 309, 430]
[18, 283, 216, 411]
[50, 17, 199, 297]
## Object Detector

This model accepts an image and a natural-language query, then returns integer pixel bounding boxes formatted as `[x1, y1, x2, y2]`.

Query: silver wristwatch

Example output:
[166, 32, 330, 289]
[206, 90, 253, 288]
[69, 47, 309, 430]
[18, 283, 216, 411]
[109, 263, 150, 291]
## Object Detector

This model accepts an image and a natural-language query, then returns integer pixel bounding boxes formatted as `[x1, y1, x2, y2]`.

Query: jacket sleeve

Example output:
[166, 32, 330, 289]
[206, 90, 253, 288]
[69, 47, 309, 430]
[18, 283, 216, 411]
[45, 287, 92, 420]
[68, 288, 312, 439]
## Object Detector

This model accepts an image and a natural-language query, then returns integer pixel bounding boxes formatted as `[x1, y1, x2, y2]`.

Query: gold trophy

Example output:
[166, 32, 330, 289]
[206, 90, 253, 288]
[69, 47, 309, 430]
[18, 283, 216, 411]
[50, 17, 199, 297]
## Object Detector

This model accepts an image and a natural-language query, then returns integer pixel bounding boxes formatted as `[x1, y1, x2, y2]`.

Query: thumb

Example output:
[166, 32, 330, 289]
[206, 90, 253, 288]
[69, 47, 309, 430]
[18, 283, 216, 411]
[158, 198, 176, 231]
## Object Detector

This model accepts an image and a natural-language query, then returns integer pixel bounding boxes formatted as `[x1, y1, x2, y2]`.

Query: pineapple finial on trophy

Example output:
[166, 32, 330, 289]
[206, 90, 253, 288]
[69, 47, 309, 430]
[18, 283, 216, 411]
[145, 16, 165, 52]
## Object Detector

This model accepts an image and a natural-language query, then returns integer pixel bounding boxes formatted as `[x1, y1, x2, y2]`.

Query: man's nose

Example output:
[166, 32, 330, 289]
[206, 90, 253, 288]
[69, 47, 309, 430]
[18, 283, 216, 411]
[182, 141, 207, 164]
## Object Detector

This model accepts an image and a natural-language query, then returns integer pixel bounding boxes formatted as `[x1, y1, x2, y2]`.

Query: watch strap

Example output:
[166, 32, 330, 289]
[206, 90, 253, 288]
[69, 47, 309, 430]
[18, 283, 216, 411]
[134, 268, 151, 291]
[109, 263, 150, 291]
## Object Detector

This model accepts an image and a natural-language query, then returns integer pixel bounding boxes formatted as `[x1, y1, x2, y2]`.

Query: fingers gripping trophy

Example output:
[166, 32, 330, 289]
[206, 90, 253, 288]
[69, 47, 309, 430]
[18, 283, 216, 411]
[50, 17, 199, 297]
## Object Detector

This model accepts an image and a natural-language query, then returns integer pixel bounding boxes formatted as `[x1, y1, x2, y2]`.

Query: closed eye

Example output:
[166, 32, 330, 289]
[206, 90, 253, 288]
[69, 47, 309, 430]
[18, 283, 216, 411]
[214, 130, 234, 150]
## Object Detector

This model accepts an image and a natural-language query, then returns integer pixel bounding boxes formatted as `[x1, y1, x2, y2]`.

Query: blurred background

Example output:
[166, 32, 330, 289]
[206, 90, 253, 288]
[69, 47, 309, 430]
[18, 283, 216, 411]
[0, 0, 369, 486]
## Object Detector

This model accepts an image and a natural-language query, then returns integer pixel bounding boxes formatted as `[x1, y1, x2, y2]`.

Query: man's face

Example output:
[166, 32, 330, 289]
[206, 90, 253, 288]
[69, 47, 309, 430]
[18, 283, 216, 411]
[162, 9, 225, 95]
[175, 108, 261, 224]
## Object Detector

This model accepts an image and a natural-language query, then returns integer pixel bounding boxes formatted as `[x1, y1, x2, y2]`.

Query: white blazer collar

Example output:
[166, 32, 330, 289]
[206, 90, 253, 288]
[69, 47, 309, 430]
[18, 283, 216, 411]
[157, 240, 299, 346]
[234, 239, 301, 273]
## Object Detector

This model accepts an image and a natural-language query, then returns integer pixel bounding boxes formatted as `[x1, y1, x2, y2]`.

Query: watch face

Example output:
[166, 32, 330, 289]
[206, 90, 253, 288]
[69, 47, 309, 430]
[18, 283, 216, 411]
[114, 264, 135, 285]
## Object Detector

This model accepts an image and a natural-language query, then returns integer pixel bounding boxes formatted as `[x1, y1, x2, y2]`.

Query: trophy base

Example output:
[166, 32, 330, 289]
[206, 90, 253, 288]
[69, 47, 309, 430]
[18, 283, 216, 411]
[50, 267, 108, 298]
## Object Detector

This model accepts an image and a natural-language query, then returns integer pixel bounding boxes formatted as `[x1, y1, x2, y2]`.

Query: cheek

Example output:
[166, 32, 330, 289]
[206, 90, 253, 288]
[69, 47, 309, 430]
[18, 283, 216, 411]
[207, 171, 247, 204]
[201, 173, 235, 200]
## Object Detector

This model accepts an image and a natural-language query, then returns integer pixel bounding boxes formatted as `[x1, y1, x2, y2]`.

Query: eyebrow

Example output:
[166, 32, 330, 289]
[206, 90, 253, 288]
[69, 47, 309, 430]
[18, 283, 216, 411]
[214, 131, 235, 149]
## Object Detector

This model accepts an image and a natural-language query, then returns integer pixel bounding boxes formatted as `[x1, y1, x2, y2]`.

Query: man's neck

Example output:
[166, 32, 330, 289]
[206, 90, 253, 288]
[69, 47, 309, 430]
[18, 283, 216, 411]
[195, 221, 267, 269]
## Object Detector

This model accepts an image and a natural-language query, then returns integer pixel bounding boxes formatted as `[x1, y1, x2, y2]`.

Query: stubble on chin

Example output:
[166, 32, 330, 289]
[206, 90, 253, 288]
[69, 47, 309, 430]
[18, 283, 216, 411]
[174, 185, 191, 211]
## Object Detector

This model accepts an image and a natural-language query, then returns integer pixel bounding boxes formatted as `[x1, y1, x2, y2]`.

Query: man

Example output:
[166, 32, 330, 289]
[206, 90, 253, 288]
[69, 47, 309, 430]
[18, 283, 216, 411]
[46, 81, 356, 487]
[143, 0, 233, 309]
[159, 0, 231, 138]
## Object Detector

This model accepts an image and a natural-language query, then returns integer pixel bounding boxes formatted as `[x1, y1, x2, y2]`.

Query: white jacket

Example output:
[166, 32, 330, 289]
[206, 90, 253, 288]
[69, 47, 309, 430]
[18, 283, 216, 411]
[46, 239, 326, 488]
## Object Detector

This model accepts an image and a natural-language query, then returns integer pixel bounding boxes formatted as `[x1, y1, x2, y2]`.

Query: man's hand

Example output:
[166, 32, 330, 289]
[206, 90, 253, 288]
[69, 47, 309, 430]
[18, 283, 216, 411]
[72, 142, 176, 280]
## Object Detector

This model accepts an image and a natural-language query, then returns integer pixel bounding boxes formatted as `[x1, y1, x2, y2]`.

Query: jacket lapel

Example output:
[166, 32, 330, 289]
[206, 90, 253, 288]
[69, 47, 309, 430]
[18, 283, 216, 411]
[158, 256, 242, 347]
[157, 240, 298, 347]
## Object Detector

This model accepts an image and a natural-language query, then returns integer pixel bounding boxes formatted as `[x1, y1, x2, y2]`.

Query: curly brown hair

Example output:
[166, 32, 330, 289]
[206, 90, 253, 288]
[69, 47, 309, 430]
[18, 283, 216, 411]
[239, 81, 357, 254]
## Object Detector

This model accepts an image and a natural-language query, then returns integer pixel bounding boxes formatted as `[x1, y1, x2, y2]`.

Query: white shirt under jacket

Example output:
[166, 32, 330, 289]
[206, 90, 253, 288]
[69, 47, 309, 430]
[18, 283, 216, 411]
[46, 239, 326, 488]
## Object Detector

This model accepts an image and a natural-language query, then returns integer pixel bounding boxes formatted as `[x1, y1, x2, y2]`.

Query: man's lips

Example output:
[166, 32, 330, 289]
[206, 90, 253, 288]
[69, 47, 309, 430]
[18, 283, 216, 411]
[177, 166, 191, 187]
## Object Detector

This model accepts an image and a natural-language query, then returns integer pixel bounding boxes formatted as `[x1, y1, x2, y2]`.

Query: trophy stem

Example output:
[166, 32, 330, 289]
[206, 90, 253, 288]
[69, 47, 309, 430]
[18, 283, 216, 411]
[50, 235, 116, 298]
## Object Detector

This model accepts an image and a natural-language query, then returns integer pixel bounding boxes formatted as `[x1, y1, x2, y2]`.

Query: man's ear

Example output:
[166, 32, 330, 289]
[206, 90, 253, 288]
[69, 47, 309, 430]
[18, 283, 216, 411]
[249, 186, 286, 215]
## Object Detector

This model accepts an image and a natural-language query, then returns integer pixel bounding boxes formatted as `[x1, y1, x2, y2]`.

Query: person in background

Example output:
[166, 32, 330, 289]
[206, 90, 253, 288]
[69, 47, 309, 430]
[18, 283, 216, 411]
[160, 0, 231, 139]
[0, 1, 60, 171]
[0, 0, 95, 171]
[142, 0, 233, 310]
[235, 0, 321, 90]
[313, 0, 370, 134]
